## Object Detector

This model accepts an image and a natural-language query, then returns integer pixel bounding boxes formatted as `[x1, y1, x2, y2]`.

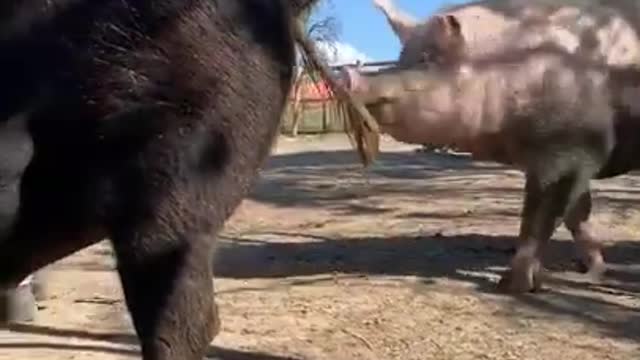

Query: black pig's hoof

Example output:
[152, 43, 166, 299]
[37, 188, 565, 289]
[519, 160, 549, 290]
[31, 271, 50, 302]
[0, 283, 37, 325]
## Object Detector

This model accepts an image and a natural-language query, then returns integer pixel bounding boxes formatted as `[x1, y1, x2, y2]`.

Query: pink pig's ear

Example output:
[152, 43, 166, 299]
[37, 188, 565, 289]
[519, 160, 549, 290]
[434, 14, 462, 37]
[430, 14, 466, 64]
[446, 15, 462, 35]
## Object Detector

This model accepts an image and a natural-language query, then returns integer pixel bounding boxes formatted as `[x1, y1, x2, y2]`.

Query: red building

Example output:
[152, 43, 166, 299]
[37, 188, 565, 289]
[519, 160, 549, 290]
[296, 77, 333, 102]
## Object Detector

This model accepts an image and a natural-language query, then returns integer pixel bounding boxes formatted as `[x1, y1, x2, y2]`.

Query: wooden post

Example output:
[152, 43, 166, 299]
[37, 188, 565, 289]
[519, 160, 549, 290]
[322, 100, 328, 132]
[290, 71, 304, 137]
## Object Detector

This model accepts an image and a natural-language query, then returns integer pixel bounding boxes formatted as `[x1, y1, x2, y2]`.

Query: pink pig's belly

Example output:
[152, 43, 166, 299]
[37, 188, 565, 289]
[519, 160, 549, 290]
[380, 118, 520, 166]
[378, 109, 472, 149]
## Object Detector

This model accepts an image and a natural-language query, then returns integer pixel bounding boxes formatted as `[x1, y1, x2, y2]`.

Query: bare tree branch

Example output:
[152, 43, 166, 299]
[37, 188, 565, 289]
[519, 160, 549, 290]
[297, 0, 340, 66]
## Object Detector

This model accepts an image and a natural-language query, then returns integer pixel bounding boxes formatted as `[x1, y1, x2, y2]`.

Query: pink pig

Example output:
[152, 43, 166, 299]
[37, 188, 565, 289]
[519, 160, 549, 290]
[340, 35, 640, 292]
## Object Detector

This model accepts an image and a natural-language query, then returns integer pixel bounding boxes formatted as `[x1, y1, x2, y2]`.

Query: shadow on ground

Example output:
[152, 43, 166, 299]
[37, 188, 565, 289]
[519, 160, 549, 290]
[213, 231, 640, 285]
[212, 230, 640, 344]
[251, 150, 640, 214]
[251, 150, 517, 209]
[1, 323, 300, 360]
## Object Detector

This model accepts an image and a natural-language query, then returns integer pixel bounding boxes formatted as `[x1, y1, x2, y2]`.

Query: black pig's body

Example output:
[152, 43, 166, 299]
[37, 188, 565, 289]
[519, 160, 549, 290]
[0, 1, 311, 359]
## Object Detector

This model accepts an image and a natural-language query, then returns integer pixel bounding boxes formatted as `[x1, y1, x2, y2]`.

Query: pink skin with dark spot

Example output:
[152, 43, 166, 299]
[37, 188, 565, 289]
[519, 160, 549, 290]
[373, 0, 640, 69]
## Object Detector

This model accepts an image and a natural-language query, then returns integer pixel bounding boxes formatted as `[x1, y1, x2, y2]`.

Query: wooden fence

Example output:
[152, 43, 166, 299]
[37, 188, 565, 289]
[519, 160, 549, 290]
[280, 60, 395, 135]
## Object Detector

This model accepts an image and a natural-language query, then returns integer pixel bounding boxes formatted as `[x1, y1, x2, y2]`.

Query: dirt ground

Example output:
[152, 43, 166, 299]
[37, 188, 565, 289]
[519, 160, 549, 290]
[2, 134, 640, 360]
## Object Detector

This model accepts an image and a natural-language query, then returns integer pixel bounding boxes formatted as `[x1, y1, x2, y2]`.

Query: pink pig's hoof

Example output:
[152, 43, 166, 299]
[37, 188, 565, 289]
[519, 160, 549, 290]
[496, 269, 543, 294]
[582, 263, 607, 285]
[586, 256, 607, 280]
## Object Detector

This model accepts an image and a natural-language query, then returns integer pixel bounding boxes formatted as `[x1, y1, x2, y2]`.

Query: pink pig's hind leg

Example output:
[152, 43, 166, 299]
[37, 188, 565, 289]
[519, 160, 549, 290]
[563, 190, 606, 281]
[498, 170, 593, 293]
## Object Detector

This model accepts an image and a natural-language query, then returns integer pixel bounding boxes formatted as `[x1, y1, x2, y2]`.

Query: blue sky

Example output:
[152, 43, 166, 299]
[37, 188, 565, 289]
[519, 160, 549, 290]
[310, 0, 468, 63]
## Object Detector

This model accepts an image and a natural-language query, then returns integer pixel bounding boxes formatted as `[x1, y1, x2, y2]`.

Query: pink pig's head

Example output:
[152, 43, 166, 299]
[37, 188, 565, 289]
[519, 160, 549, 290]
[398, 14, 467, 68]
